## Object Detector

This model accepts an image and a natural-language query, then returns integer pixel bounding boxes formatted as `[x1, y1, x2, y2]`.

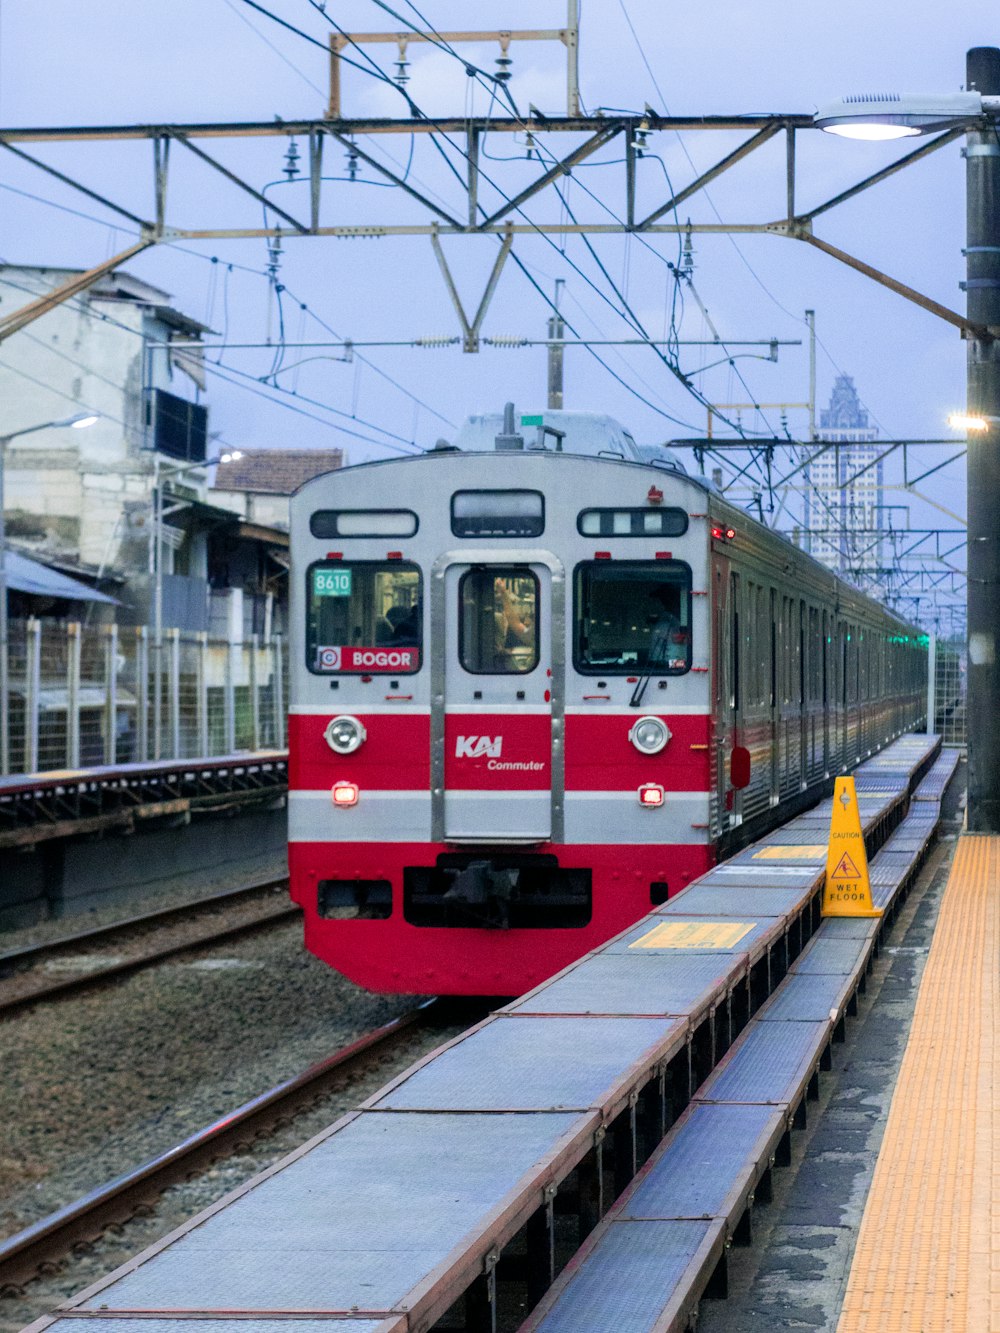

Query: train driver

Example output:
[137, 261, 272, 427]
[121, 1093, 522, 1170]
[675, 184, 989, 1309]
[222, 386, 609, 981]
[645, 584, 686, 669]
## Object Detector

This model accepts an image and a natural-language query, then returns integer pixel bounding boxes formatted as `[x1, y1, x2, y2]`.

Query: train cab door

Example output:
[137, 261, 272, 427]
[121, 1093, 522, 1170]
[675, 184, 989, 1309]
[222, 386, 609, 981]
[433, 554, 562, 844]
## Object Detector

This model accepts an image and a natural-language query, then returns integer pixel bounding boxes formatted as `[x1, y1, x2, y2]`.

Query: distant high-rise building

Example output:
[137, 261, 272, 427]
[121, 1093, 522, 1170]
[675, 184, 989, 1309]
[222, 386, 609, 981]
[805, 375, 883, 585]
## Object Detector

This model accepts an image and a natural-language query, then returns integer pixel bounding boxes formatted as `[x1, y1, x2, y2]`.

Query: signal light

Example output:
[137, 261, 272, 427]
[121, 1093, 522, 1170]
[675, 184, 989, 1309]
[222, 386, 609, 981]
[711, 525, 737, 541]
[638, 783, 665, 807]
[331, 781, 360, 807]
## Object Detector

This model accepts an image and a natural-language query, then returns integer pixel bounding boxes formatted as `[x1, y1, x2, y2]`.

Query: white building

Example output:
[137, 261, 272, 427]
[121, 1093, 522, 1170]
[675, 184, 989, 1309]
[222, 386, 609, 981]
[805, 375, 883, 585]
[0, 264, 287, 634]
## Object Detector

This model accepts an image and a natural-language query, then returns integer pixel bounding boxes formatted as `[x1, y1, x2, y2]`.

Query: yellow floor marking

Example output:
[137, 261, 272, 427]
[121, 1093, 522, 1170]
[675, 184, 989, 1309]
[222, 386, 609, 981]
[753, 844, 828, 860]
[837, 835, 1000, 1332]
[629, 921, 755, 950]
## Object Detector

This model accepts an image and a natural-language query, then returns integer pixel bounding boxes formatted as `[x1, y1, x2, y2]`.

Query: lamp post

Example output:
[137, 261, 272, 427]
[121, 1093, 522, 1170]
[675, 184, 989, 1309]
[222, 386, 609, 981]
[816, 48, 1000, 831]
[0, 413, 98, 775]
[151, 449, 242, 761]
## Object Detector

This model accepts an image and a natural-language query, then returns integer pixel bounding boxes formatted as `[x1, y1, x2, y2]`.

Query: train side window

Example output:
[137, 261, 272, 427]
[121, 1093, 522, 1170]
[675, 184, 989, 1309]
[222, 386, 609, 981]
[306, 560, 422, 674]
[574, 560, 692, 675]
[460, 567, 539, 674]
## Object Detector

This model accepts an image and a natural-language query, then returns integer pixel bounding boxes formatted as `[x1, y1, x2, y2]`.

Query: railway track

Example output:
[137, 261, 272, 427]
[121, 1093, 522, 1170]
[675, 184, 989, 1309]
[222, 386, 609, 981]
[0, 877, 299, 1015]
[0, 1001, 440, 1294]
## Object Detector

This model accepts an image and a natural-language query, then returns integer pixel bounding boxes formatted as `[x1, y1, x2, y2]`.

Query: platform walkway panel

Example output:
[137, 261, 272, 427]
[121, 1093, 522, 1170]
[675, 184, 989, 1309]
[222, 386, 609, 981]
[836, 833, 999, 1333]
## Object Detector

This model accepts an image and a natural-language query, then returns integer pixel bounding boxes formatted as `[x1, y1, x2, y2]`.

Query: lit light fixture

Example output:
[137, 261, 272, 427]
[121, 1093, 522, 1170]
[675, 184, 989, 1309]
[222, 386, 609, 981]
[814, 90, 992, 139]
[218, 450, 244, 463]
[68, 414, 99, 429]
[324, 714, 367, 755]
[638, 782, 665, 807]
[331, 780, 360, 807]
[948, 412, 995, 432]
[629, 715, 671, 755]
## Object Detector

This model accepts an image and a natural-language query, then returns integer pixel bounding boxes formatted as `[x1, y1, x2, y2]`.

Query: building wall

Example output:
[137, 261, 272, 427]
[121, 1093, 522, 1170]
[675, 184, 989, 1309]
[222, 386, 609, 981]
[211, 488, 290, 531]
[0, 266, 200, 573]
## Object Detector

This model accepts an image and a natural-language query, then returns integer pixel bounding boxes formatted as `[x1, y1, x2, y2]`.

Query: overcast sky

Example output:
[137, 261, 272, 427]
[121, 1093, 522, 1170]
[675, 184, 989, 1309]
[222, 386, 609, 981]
[0, 0, 994, 625]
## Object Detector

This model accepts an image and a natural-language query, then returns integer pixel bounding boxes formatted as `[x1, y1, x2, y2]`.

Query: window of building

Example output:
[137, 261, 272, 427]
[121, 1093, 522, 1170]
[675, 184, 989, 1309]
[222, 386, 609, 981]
[574, 560, 692, 674]
[306, 561, 421, 673]
[459, 567, 539, 674]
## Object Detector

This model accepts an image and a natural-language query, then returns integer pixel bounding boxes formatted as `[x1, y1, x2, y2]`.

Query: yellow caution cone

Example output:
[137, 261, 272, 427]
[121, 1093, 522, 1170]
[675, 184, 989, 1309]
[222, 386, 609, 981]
[821, 776, 882, 918]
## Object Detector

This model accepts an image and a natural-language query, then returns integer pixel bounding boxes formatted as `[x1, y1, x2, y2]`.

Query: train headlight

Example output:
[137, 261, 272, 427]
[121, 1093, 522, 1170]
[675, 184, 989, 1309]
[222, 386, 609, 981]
[324, 715, 367, 755]
[629, 716, 671, 755]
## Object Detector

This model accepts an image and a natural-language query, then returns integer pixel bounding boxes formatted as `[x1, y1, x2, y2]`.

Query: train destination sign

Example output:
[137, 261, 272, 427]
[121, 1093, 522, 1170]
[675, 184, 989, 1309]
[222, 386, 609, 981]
[821, 776, 881, 917]
[314, 645, 418, 672]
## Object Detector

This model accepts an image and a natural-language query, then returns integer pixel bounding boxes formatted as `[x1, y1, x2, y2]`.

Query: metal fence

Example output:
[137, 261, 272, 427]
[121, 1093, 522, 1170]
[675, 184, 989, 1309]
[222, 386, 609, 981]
[930, 636, 966, 748]
[2, 618, 287, 776]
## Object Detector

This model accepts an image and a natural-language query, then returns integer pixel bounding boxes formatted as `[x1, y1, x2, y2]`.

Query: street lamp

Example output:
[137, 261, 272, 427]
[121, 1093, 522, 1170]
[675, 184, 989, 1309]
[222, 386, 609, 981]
[151, 449, 243, 760]
[948, 413, 999, 433]
[0, 413, 99, 775]
[817, 48, 1000, 831]
[814, 90, 993, 139]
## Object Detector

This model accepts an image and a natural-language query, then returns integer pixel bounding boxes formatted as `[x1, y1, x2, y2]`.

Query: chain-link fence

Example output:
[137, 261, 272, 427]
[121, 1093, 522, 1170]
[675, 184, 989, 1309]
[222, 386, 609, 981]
[1, 618, 288, 776]
[931, 637, 966, 748]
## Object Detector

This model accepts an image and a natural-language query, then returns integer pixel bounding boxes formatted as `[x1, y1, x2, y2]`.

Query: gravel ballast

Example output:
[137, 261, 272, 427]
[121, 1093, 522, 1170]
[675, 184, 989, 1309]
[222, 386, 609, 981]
[0, 915, 464, 1333]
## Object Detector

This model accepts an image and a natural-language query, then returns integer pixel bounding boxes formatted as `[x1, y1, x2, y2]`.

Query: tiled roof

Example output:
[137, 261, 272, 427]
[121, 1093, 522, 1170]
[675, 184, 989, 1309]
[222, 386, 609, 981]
[213, 449, 344, 495]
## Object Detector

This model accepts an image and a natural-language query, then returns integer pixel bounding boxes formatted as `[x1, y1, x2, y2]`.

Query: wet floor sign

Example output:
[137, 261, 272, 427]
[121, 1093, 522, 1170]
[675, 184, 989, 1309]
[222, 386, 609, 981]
[822, 776, 881, 917]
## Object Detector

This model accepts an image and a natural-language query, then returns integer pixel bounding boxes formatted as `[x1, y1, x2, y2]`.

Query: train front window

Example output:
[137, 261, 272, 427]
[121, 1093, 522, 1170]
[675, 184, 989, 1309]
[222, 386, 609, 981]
[307, 561, 421, 674]
[575, 561, 692, 674]
[460, 567, 539, 674]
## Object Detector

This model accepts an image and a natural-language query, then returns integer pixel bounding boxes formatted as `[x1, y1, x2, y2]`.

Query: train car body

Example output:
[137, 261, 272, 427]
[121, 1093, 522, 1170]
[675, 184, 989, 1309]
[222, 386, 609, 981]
[288, 410, 926, 995]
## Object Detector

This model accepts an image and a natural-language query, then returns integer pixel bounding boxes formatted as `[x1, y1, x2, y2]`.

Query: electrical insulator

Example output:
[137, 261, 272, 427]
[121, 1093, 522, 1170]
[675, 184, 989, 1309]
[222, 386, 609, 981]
[395, 58, 409, 86]
[631, 129, 649, 157]
[682, 230, 695, 278]
[495, 42, 513, 83]
[267, 235, 283, 280]
[346, 143, 360, 182]
[415, 336, 460, 348]
[525, 132, 535, 160]
[485, 335, 528, 348]
[283, 137, 300, 180]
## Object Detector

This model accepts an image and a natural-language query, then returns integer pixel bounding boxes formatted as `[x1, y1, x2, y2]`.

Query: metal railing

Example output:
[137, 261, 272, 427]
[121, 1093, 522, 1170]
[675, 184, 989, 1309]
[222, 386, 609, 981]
[927, 635, 966, 748]
[2, 618, 287, 775]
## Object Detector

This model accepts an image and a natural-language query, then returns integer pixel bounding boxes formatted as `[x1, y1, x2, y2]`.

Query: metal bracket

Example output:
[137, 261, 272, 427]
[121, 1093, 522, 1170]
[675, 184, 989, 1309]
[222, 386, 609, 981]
[430, 223, 513, 352]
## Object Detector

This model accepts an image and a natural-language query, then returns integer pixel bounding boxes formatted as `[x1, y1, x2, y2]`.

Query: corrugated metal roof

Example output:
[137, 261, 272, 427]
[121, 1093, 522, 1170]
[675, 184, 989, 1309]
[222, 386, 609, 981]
[4, 551, 119, 604]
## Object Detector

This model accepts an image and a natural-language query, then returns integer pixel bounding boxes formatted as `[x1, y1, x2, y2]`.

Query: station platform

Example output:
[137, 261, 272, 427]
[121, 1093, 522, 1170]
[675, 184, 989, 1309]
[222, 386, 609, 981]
[0, 752, 288, 849]
[24, 732, 958, 1333]
[835, 829, 998, 1332]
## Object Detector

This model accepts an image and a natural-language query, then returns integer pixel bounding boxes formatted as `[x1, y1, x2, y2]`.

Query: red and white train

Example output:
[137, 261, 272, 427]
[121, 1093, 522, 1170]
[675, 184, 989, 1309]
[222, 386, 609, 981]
[288, 407, 926, 995]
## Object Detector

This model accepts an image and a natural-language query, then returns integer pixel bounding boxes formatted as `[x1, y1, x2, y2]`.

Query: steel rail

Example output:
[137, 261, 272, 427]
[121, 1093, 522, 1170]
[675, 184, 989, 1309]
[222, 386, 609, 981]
[0, 1002, 438, 1294]
[0, 879, 299, 1016]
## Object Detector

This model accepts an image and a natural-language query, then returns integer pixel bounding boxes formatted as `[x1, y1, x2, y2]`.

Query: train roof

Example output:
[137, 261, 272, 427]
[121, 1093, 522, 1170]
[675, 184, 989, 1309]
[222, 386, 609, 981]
[293, 415, 921, 637]
[448, 408, 687, 473]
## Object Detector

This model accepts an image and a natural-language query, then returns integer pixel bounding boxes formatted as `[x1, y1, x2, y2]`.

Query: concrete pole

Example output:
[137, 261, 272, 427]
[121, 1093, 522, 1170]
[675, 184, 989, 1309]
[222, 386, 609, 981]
[965, 46, 1000, 830]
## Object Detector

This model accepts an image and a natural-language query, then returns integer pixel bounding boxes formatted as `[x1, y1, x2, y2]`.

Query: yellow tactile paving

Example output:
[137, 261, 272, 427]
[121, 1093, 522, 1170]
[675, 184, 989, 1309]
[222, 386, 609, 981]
[837, 834, 1000, 1333]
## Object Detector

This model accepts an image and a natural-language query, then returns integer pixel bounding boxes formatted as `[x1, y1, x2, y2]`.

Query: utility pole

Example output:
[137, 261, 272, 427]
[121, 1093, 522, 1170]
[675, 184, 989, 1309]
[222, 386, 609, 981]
[965, 46, 1000, 831]
[547, 279, 565, 409]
